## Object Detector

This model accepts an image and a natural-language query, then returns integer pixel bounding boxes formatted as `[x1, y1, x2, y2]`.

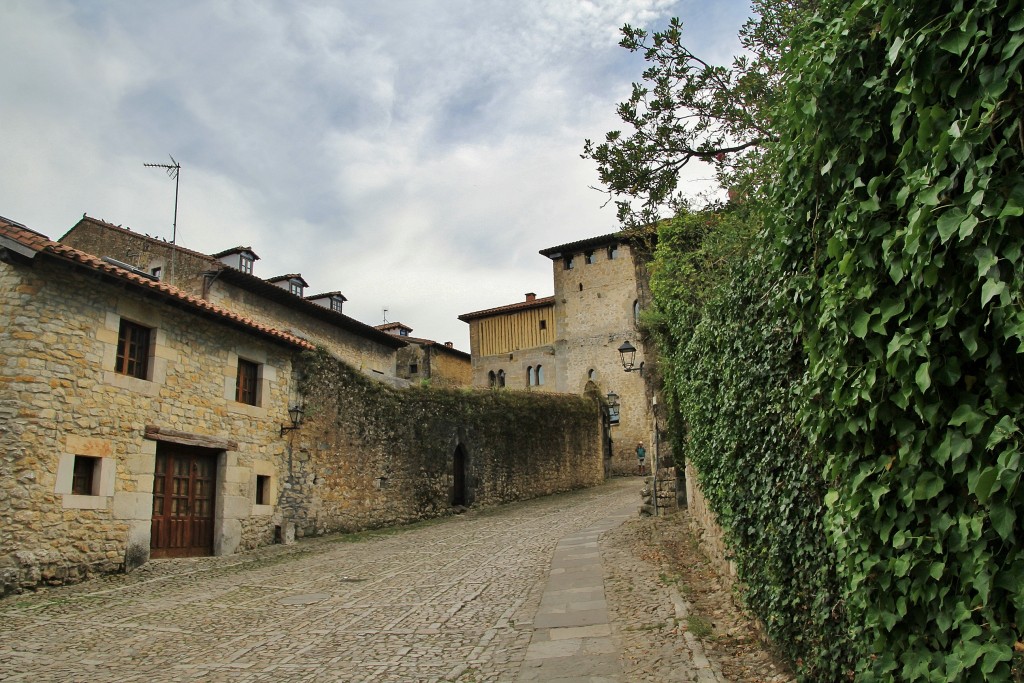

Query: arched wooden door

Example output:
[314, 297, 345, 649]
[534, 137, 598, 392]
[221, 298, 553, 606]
[452, 444, 468, 507]
[151, 444, 217, 558]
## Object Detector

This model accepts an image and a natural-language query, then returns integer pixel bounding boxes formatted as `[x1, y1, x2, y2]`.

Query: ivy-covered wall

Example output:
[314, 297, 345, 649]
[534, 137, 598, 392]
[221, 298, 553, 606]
[279, 349, 604, 537]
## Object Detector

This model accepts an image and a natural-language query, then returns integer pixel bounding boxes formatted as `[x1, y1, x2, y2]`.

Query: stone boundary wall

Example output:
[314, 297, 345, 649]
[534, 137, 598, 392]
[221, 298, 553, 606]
[684, 460, 736, 580]
[280, 350, 605, 538]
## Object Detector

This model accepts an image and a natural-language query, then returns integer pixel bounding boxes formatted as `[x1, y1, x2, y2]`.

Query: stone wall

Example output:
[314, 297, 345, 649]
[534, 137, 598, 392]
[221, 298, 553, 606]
[427, 346, 472, 388]
[279, 350, 605, 537]
[684, 460, 735, 579]
[0, 256, 297, 596]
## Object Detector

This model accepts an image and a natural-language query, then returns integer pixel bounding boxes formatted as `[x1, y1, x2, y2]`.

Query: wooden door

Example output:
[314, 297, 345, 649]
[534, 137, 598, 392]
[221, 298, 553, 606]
[151, 445, 217, 558]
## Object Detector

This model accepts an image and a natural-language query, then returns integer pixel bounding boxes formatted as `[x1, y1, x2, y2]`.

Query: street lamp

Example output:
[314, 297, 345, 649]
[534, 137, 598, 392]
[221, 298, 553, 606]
[617, 341, 644, 374]
[280, 405, 304, 436]
[617, 343, 657, 516]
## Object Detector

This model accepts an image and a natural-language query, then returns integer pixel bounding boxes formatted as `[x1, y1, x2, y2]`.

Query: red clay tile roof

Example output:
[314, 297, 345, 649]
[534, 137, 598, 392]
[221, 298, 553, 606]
[458, 296, 555, 322]
[2, 216, 315, 351]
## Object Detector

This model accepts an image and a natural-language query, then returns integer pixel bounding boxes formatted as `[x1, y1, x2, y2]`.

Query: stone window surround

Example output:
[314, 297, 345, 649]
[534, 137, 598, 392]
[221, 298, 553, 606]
[251, 460, 277, 515]
[55, 436, 116, 510]
[99, 300, 169, 398]
[224, 347, 273, 418]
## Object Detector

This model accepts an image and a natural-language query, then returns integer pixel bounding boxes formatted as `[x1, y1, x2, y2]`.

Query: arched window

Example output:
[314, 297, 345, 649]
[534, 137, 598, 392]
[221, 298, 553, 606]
[536, 365, 544, 386]
[488, 371, 496, 388]
[588, 368, 596, 381]
[497, 370, 506, 387]
[527, 366, 535, 387]
[633, 300, 641, 324]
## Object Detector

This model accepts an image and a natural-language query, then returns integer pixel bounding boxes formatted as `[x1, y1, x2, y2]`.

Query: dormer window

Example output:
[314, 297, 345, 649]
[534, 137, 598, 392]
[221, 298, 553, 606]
[330, 297, 343, 312]
[239, 253, 254, 274]
[289, 280, 303, 296]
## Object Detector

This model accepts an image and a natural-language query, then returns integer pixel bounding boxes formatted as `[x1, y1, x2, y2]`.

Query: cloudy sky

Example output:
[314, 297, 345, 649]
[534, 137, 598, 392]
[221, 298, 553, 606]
[1, 0, 750, 348]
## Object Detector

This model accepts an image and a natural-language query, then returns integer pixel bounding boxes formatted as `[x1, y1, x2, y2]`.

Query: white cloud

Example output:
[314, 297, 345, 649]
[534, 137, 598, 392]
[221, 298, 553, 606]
[0, 0, 751, 348]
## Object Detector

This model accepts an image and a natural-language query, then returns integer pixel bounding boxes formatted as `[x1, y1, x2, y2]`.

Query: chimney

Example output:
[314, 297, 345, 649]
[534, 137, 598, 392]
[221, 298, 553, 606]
[525, 292, 536, 302]
[445, 342, 453, 348]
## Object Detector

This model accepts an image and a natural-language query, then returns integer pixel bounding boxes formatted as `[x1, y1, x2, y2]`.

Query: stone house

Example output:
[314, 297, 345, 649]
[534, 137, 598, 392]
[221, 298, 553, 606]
[375, 322, 471, 388]
[59, 216, 404, 381]
[0, 216, 313, 594]
[460, 234, 655, 475]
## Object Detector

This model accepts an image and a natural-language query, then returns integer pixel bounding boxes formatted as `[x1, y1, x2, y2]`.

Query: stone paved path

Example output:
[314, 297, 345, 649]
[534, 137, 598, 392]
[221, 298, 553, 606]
[0, 480, 643, 683]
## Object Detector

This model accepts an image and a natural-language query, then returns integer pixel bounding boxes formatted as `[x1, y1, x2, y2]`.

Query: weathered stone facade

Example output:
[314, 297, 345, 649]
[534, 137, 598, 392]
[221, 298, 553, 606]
[378, 323, 472, 388]
[2, 218, 607, 595]
[60, 216, 403, 380]
[0, 244, 304, 595]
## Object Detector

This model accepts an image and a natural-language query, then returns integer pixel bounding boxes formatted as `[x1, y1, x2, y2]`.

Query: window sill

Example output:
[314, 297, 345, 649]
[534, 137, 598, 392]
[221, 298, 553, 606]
[62, 494, 110, 510]
[102, 370, 160, 397]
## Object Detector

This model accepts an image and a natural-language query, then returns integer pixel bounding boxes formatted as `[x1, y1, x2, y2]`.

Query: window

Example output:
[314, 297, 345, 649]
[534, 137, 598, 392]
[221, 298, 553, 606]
[539, 319, 547, 330]
[588, 369, 596, 380]
[563, 255, 574, 270]
[71, 456, 99, 495]
[497, 370, 506, 387]
[527, 366, 534, 387]
[536, 365, 544, 386]
[488, 371, 497, 388]
[255, 475, 271, 505]
[634, 300, 641, 324]
[607, 244, 619, 260]
[409, 363, 419, 374]
[399, 329, 409, 336]
[330, 297, 343, 312]
[240, 253, 254, 274]
[151, 266, 162, 279]
[236, 358, 260, 405]
[579, 283, 583, 292]
[115, 319, 151, 379]
[585, 250, 595, 265]
[289, 280, 302, 296]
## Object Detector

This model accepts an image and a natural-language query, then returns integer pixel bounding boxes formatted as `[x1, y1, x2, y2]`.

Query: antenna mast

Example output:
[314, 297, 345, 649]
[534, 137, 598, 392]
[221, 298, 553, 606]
[143, 155, 181, 281]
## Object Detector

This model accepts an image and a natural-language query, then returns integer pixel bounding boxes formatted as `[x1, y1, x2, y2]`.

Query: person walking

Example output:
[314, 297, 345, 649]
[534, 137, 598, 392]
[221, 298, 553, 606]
[636, 442, 646, 476]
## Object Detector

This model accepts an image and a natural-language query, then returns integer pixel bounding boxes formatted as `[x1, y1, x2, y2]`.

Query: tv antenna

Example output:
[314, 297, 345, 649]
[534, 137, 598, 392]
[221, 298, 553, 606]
[144, 155, 181, 281]
[382, 307, 389, 323]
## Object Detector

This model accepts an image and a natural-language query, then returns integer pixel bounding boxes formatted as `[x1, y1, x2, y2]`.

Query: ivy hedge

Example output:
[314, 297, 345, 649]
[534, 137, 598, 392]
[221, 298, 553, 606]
[771, 0, 1023, 678]
[648, 0, 1023, 679]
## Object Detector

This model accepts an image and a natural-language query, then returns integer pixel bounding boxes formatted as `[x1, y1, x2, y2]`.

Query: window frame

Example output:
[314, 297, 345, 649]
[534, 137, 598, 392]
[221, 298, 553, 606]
[239, 253, 254, 274]
[235, 358, 260, 405]
[71, 455, 99, 496]
[563, 255, 575, 270]
[115, 319, 152, 380]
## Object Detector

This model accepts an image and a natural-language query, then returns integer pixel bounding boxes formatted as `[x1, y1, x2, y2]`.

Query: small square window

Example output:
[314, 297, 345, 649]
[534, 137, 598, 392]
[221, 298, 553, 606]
[607, 244, 618, 260]
[236, 359, 260, 405]
[330, 298, 343, 312]
[409, 363, 419, 374]
[116, 319, 151, 379]
[539, 320, 547, 330]
[563, 256, 574, 270]
[584, 251, 595, 265]
[72, 456, 99, 495]
[255, 475, 271, 505]
[289, 281, 302, 296]
[151, 266, 162, 279]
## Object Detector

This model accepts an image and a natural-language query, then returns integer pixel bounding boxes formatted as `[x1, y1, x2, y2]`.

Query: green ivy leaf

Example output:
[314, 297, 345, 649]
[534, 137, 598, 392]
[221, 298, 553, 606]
[989, 500, 1016, 541]
[981, 279, 1005, 306]
[915, 362, 931, 392]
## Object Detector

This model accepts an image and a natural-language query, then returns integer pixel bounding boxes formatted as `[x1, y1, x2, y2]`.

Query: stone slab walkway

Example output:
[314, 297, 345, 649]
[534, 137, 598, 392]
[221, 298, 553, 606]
[517, 507, 634, 682]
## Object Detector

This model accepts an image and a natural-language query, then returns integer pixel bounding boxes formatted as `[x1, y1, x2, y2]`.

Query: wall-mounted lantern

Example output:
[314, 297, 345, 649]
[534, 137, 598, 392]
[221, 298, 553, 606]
[280, 405, 304, 436]
[617, 341, 644, 374]
[606, 391, 620, 425]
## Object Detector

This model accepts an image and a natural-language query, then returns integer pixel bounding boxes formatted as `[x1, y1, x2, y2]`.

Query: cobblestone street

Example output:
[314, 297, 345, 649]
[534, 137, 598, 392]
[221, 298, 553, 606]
[2, 480, 645, 682]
